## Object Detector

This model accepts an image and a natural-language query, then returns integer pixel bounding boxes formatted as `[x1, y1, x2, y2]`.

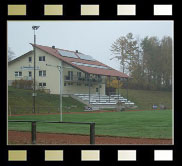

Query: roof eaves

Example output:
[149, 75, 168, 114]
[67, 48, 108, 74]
[8, 51, 33, 65]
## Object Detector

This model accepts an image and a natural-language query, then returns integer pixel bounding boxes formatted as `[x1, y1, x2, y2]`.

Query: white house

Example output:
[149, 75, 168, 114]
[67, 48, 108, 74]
[8, 44, 129, 97]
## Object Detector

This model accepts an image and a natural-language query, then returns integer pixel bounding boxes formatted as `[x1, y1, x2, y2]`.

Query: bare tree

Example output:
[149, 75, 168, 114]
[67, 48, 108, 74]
[110, 36, 128, 74]
[8, 47, 15, 62]
[110, 33, 138, 75]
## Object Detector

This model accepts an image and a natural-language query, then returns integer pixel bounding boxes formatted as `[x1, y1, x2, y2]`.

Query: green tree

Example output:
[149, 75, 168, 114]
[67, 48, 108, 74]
[141, 36, 172, 90]
[160, 36, 172, 90]
[110, 34, 172, 91]
[141, 36, 161, 89]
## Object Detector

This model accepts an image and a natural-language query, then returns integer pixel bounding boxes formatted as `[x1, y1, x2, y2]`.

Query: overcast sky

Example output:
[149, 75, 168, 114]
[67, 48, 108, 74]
[8, 21, 173, 70]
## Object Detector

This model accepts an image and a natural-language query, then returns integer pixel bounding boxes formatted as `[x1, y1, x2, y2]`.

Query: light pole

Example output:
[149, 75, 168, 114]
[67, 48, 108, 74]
[46, 63, 63, 122]
[58, 65, 63, 122]
[32, 25, 40, 113]
[46, 63, 73, 122]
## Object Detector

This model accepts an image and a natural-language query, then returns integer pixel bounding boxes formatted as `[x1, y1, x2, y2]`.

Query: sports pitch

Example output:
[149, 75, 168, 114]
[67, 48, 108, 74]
[8, 110, 172, 139]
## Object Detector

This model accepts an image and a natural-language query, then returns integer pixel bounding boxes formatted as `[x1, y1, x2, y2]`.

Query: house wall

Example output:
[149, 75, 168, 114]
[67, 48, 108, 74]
[8, 48, 60, 94]
[8, 47, 106, 95]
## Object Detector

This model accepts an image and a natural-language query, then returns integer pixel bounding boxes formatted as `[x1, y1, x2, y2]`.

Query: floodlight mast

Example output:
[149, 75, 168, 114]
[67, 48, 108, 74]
[32, 25, 40, 113]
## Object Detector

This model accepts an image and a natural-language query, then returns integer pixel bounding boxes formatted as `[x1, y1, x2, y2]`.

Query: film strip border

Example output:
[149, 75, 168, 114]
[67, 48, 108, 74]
[6, 4, 173, 16]
[1, 0, 176, 165]
[7, 149, 174, 162]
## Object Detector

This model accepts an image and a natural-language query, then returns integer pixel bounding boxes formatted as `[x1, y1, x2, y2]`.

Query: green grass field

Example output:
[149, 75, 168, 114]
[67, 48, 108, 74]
[8, 86, 172, 139]
[8, 110, 172, 139]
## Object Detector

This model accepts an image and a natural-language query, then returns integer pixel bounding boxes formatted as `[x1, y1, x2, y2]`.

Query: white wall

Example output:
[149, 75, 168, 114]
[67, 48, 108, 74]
[8, 47, 60, 94]
[8, 47, 106, 95]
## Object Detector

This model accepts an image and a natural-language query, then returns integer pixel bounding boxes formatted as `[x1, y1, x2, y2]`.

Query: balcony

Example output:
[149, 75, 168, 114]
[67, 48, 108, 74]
[64, 76, 105, 83]
[23, 76, 33, 80]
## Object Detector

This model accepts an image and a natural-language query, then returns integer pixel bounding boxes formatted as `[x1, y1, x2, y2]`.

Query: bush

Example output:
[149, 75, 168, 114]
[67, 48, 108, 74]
[12, 79, 33, 89]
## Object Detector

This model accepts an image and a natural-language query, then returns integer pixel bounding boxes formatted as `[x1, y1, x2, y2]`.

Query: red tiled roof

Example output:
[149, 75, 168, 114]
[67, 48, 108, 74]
[31, 44, 129, 78]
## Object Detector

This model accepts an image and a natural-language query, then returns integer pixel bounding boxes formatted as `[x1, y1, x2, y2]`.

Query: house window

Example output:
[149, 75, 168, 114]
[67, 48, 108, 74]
[85, 73, 89, 78]
[77, 72, 81, 78]
[64, 83, 66, 86]
[68, 71, 73, 80]
[96, 88, 99, 92]
[29, 71, 32, 77]
[85, 73, 90, 81]
[39, 70, 46, 77]
[15, 71, 22, 77]
[39, 56, 45, 61]
[28, 57, 32, 62]
[39, 82, 46, 87]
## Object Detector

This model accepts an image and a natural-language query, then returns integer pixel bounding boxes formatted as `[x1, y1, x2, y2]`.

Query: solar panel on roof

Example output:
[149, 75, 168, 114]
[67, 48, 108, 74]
[76, 53, 95, 61]
[72, 62, 110, 69]
[58, 50, 78, 59]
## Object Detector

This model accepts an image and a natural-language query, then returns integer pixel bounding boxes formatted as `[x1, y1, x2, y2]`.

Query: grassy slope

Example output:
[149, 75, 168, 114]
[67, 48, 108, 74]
[8, 110, 172, 139]
[8, 86, 172, 113]
[120, 88, 172, 110]
[8, 86, 86, 113]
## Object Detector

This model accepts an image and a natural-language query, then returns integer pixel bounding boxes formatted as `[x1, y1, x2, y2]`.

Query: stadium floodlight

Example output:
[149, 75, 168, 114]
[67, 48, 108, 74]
[32, 26, 40, 30]
[32, 25, 40, 113]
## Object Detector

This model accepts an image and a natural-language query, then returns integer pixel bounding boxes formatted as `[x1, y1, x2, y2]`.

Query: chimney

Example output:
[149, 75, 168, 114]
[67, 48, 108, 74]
[52, 46, 55, 49]
[76, 50, 78, 53]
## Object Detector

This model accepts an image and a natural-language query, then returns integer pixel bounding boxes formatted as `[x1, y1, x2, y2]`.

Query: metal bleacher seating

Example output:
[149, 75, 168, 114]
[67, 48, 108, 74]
[74, 94, 135, 106]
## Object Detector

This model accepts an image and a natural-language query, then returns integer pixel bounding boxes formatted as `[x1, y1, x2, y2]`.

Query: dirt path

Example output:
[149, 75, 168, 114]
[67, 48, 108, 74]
[8, 130, 172, 145]
[9, 109, 163, 117]
[9, 110, 116, 116]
